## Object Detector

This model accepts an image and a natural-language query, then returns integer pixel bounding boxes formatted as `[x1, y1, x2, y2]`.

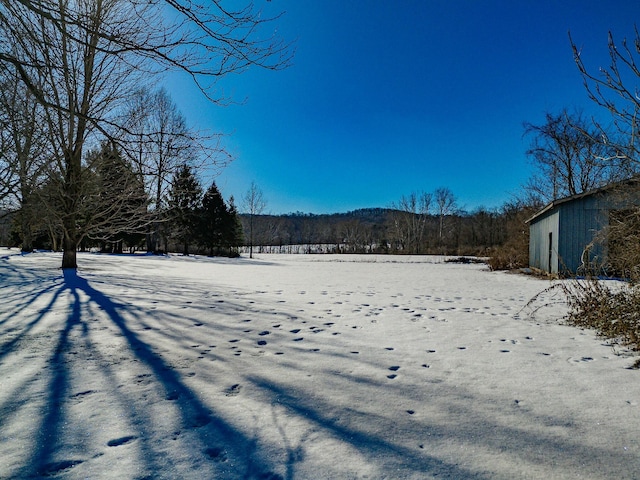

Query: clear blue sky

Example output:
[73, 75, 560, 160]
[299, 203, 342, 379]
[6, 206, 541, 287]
[165, 1, 640, 214]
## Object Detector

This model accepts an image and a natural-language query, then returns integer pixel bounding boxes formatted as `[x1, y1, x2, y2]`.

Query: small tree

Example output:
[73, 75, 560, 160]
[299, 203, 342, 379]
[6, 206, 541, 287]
[168, 164, 202, 255]
[243, 181, 266, 258]
[434, 187, 457, 249]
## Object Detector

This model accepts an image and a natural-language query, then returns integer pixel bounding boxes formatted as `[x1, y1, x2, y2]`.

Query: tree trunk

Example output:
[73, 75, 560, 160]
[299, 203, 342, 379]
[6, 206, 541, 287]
[62, 233, 78, 269]
[20, 213, 33, 252]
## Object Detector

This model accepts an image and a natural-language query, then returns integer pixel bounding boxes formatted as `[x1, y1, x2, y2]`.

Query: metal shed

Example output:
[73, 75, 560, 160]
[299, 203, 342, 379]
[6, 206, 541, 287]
[526, 183, 638, 275]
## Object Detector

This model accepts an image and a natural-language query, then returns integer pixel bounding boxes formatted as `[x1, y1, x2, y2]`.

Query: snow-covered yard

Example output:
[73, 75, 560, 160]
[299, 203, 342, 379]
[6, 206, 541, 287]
[1, 251, 638, 479]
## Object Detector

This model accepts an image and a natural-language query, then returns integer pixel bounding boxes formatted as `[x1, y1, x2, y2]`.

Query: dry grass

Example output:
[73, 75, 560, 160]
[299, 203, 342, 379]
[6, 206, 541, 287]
[561, 279, 640, 367]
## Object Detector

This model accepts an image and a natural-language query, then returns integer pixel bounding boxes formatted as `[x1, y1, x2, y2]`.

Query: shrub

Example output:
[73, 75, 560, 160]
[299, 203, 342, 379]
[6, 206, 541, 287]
[487, 243, 529, 271]
[561, 278, 640, 361]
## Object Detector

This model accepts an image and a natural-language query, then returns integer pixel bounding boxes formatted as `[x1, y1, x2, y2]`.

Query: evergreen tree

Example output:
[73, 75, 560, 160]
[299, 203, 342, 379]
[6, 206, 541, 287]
[91, 143, 148, 253]
[199, 181, 227, 256]
[224, 196, 244, 256]
[168, 164, 202, 255]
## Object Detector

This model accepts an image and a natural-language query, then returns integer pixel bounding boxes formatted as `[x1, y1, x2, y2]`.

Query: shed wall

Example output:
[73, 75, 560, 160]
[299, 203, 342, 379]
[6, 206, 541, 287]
[529, 210, 559, 273]
[557, 195, 608, 273]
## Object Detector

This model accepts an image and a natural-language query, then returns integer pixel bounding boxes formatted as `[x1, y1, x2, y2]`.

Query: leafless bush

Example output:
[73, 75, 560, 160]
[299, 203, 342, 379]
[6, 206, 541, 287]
[562, 279, 640, 360]
[487, 243, 529, 271]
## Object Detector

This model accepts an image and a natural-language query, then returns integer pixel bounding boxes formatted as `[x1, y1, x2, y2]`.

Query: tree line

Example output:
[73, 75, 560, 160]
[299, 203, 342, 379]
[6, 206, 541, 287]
[240, 192, 537, 261]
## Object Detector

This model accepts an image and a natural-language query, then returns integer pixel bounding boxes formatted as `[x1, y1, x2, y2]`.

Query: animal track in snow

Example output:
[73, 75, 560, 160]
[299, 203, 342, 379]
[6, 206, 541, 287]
[204, 447, 228, 463]
[107, 435, 137, 447]
[37, 460, 84, 476]
[224, 384, 242, 397]
[70, 390, 95, 399]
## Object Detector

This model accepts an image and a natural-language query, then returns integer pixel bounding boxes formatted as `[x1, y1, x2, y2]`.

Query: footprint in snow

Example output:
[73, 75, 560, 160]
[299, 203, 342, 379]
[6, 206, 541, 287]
[70, 390, 95, 399]
[568, 356, 595, 364]
[224, 384, 242, 397]
[37, 460, 84, 476]
[166, 390, 179, 400]
[204, 447, 228, 463]
[107, 435, 137, 447]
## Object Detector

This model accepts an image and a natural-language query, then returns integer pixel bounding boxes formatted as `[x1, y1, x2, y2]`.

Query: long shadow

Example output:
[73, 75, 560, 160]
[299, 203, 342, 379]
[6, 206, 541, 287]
[249, 376, 491, 480]
[9, 269, 282, 479]
[4, 256, 635, 479]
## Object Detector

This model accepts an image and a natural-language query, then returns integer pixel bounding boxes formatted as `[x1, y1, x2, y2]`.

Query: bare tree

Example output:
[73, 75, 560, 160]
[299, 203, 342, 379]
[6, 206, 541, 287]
[120, 87, 225, 252]
[242, 181, 266, 259]
[570, 29, 640, 278]
[0, 1, 290, 269]
[570, 29, 640, 166]
[434, 187, 456, 246]
[524, 108, 623, 202]
[0, 68, 50, 250]
[389, 191, 431, 253]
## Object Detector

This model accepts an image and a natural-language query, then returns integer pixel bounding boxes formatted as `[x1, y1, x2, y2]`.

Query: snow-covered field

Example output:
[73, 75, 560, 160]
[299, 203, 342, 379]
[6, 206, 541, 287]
[1, 250, 639, 479]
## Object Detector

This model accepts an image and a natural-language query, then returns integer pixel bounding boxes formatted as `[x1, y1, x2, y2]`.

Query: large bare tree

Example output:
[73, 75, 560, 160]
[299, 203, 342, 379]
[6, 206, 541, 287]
[0, 1, 290, 268]
[524, 108, 626, 202]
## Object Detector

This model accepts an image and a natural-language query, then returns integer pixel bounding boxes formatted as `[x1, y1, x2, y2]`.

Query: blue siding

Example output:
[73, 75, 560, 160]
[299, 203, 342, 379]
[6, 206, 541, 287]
[529, 209, 559, 273]
[557, 195, 608, 273]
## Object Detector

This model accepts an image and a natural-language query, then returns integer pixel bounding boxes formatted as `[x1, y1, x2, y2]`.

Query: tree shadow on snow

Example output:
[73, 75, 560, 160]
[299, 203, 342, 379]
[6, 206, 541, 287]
[3, 268, 282, 480]
[1, 257, 635, 479]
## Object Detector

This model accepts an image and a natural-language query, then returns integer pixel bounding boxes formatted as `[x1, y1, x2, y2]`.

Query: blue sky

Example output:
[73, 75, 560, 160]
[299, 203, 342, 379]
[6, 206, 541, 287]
[165, 1, 640, 214]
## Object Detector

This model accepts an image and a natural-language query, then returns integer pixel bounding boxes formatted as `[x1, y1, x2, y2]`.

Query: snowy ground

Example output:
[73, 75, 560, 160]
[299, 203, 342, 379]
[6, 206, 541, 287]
[1, 250, 639, 479]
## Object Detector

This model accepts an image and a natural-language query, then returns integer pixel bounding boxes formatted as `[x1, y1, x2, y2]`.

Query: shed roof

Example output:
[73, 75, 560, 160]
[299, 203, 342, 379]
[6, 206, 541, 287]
[525, 177, 640, 224]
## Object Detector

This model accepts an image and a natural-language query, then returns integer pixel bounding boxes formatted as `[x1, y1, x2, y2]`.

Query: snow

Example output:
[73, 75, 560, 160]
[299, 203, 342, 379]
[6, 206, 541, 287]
[1, 250, 639, 479]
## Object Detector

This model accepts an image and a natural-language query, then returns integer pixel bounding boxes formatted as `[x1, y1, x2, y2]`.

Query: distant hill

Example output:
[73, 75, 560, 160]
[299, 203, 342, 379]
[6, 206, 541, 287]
[237, 206, 514, 255]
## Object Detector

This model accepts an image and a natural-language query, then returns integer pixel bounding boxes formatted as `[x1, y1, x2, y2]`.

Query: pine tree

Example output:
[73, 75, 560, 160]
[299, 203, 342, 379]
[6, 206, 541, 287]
[224, 196, 244, 256]
[199, 181, 227, 256]
[91, 143, 148, 253]
[168, 164, 202, 255]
